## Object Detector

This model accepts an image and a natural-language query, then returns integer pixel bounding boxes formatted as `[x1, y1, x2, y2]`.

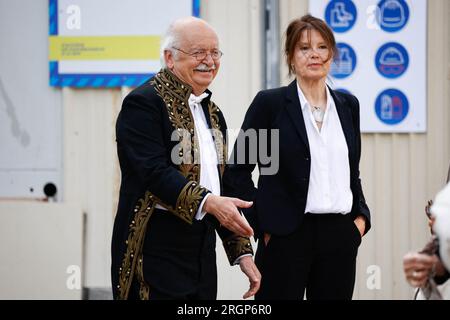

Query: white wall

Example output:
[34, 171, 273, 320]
[0, 0, 83, 300]
[63, 87, 121, 289]
[0, 201, 83, 299]
[0, 0, 63, 199]
[0, 0, 119, 297]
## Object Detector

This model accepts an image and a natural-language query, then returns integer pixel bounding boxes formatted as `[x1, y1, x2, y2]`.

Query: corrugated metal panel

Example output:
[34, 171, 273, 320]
[63, 88, 121, 288]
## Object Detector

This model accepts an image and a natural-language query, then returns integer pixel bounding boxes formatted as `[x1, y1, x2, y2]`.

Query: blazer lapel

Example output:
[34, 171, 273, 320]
[330, 88, 355, 158]
[285, 80, 310, 152]
[200, 89, 213, 129]
[199, 91, 227, 179]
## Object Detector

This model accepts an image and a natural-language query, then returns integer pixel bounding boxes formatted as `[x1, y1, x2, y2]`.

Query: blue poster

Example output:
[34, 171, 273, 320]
[375, 42, 409, 78]
[325, 0, 357, 33]
[309, 0, 426, 132]
[375, 89, 409, 125]
[330, 43, 357, 79]
[377, 0, 410, 32]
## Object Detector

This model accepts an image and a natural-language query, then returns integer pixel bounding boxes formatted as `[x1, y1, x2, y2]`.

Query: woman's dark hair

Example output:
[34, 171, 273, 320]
[284, 14, 337, 76]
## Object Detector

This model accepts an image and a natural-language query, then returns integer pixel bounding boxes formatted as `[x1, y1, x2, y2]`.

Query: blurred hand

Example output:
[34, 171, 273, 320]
[204, 195, 253, 237]
[239, 256, 261, 299]
[264, 233, 271, 246]
[403, 252, 437, 288]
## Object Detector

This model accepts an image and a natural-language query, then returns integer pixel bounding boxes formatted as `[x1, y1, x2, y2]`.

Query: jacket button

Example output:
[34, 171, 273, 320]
[305, 157, 310, 161]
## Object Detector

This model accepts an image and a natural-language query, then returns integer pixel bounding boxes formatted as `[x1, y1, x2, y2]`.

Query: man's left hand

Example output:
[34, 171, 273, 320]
[239, 256, 261, 299]
[354, 216, 366, 237]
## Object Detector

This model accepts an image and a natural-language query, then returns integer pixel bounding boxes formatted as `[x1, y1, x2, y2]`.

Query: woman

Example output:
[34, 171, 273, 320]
[224, 15, 370, 300]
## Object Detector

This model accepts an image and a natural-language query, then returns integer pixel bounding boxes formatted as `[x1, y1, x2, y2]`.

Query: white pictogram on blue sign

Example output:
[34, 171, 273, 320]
[377, 0, 409, 32]
[375, 89, 409, 125]
[331, 43, 357, 79]
[325, 0, 357, 33]
[375, 42, 409, 78]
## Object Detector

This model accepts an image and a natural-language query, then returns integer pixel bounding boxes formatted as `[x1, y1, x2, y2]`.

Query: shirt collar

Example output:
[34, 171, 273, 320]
[296, 81, 332, 112]
[157, 68, 213, 105]
[189, 92, 210, 107]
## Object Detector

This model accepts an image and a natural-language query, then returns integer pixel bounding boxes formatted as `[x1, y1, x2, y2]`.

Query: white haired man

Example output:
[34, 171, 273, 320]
[111, 17, 260, 300]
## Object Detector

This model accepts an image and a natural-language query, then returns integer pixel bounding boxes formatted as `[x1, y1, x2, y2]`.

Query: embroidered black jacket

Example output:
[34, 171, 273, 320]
[111, 69, 252, 300]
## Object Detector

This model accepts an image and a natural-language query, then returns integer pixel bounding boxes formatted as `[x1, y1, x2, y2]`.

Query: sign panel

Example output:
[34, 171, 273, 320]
[310, 0, 427, 132]
[49, 0, 199, 87]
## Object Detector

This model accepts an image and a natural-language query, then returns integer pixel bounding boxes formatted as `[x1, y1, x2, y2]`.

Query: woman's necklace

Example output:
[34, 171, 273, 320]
[312, 106, 325, 123]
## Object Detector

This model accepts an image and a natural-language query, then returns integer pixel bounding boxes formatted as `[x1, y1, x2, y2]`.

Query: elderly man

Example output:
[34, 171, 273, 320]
[111, 17, 260, 300]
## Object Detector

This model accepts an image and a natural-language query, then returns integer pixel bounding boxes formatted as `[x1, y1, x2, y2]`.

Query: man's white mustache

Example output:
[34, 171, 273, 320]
[194, 64, 216, 71]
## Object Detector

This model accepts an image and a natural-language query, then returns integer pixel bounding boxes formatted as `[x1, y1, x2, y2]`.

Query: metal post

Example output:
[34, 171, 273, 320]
[263, 0, 280, 89]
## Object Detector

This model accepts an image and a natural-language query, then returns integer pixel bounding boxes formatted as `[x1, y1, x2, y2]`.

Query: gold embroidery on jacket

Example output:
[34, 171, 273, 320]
[136, 253, 150, 300]
[117, 69, 230, 299]
[175, 181, 208, 223]
[208, 101, 227, 177]
[151, 68, 227, 181]
[151, 69, 210, 221]
[151, 69, 201, 179]
[223, 235, 254, 265]
[117, 192, 155, 300]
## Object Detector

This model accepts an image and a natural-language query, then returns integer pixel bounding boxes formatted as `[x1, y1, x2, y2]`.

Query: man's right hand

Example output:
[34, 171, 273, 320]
[203, 195, 253, 237]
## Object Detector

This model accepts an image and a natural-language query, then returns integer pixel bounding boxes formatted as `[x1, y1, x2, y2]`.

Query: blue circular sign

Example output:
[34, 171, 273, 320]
[325, 0, 357, 33]
[331, 43, 357, 79]
[375, 42, 409, 78]
[377, 0, 409, 32]
[375, 89, 409, 125]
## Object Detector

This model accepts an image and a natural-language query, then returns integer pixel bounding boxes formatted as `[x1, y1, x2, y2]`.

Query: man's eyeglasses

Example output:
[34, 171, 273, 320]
[172, 47, 224, 61]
